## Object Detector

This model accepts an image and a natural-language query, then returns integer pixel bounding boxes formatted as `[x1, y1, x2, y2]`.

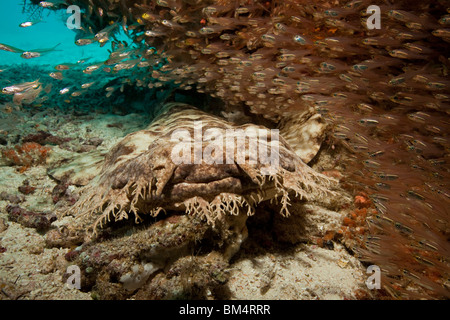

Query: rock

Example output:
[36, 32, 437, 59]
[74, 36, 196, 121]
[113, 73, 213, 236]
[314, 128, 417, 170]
[0, 217, 8, 232]
[47, 149, 106, 186]
[0, 191, 25, 204]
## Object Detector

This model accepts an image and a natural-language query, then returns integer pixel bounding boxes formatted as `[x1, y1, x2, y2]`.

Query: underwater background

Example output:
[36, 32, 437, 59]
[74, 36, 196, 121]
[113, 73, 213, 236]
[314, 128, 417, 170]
[0, 0, 448, 300]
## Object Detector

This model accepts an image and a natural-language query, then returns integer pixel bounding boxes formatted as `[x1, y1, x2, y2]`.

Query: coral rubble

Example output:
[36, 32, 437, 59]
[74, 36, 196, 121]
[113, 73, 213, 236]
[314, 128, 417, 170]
[3, 0, 448, 299]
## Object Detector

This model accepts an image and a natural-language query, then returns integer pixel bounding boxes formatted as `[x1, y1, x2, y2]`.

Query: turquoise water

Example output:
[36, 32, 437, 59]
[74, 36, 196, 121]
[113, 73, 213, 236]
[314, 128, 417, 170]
[0, 0, 111, 66]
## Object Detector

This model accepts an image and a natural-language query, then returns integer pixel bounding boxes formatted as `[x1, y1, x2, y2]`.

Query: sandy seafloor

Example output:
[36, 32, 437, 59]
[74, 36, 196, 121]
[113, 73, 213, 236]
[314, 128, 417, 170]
[0, 104, 371, 300]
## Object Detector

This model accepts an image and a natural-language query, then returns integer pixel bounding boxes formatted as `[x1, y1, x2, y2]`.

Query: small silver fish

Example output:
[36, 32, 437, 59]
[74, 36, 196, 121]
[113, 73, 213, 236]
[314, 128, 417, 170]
[12, 85, 43, 106]
[363, 160, 381, 168]
[358, 118, 379, 127]
[95, 22, 119, 40]
[71, 91, 85, 97]
[2, 86, 21, 95]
